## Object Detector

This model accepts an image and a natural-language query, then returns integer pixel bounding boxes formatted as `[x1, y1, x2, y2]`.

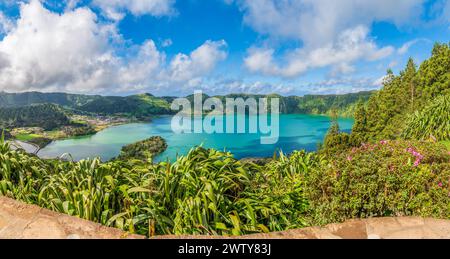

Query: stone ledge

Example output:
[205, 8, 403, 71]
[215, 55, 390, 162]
[158, 217, 450, 239]
[2, 196, 450, 239]
[0, 197, 145, 239]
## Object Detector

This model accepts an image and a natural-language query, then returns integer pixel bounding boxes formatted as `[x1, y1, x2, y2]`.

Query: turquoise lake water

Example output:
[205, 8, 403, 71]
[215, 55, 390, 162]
[38, 114, 353, 162]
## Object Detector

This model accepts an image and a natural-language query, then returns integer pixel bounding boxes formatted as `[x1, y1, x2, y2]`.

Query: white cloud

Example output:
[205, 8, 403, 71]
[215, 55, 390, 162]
[398, 41, 415, 55]
[64, 0, 81, 11]
[244, 48, 279, 75]
[0, 0, 226, 94]
[167, 40, 227, 82]
[92, 0, 176, 21]
[444, 0, 450, 23]
[0, 11, 13, 35]
[234, 0, 424, 45]
[245, 26, 394, 77]
[161, 38, 172, 47]
[372, 74, 396, 88]
[231, 0, 423, 78]
[208, 79, 294, 95]
[301, 77, 382, 95]
[0, 0, 118, 92]
[206, 76, 382, 96]
[398, 38, 430, 55]
[388, 60, 398, 69]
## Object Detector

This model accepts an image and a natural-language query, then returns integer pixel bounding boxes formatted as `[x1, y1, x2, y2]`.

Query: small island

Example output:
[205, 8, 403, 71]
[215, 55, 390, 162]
[116, 136, 168, 161]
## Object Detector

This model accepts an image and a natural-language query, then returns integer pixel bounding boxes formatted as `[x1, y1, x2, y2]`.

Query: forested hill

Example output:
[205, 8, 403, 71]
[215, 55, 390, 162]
[350, 42, 450, 144]
[0, 91, 372, 118]
[282, 91, 373, 116]
[0, 103, 70, 130]
[0, 92, 173, 118]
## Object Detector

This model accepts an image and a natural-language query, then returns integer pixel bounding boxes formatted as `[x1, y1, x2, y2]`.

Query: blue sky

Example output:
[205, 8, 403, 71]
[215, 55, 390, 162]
[0, 0, 448, 96]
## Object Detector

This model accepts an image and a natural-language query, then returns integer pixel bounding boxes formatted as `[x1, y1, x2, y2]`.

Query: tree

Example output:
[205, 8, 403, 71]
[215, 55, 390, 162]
[350, 101, 367, 146]
[322, 118, 350, 155]
[403, 58, 417, 111]
[348, 43, 450, 143]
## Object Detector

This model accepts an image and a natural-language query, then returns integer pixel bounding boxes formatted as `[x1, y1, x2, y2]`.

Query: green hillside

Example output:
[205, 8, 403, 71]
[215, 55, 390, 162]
[0, 91, 372, 118]
[0, 103, 70, 130]
[0, 92, 173, 119]
[348, 43, 450, 145]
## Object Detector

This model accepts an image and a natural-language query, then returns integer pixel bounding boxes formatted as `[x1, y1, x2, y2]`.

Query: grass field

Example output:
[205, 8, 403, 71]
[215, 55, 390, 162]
[14, 133, 42, 141]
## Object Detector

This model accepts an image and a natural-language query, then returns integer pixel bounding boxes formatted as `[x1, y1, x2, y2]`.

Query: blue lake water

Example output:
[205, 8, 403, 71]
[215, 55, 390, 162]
[38, 114, 353, 162]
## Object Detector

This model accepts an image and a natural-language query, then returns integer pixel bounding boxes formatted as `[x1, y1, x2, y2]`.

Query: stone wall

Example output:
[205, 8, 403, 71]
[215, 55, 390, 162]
[0, 197, 144, 239]
[1, 196, 450, 239]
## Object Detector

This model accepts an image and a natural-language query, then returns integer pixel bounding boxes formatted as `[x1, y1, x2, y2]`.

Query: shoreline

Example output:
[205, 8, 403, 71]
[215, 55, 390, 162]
[11, 115, 159, 151]
[41, 114, 351, 162]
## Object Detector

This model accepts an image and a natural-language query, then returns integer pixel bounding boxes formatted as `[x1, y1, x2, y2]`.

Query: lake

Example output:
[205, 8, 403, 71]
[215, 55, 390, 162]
[38, 114, 354, 162]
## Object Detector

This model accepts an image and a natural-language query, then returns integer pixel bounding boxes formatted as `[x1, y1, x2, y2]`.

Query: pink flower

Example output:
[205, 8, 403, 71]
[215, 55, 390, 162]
[380, 140, 388, 145]
[347, 156, 353, 162]
[438, 182, 443, 188]
[406, 147, 424, 166]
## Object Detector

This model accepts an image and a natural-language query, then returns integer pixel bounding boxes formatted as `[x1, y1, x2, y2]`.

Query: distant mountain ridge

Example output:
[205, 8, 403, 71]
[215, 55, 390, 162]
[0, 92, 173, 119]
[0, 91, 373, 118]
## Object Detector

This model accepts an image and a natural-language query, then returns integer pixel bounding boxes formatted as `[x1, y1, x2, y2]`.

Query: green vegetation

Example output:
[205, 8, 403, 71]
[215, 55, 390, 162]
[0, 104, 131, 147]
[0, 91, 371, 118]
[14, 133, 41, 142]
[349, 43, 450, 144]
[322, 120, 351, 156]
[0, 138, 448, 237]
[0, 141, 313, 236]
[61, 124, 97, 137]
[194, 92, 372, 117]
[116, 136, 168, 161]
[402, 94, 450, 141]
[309, 140, 450, 225]
[78, 94, 173, 119]
[0, 92, 173, 118]
[0, 103, 70, 130]
[287, 91, 373, 117]
[441, 141, 450, 150]
[0, 129, 12, 140]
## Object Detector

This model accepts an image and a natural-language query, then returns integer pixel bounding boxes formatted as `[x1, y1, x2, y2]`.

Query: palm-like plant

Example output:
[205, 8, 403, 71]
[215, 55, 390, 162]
[403, 95, 450, 141]
[0, 138, 315, 237]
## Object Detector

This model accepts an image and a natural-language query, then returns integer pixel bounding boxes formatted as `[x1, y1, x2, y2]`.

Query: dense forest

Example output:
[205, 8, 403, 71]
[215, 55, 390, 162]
[322, 43, 450, 155]
[348, 43, 450, 145]
[0, 103, 70, 130]
[284, 91, 373, 116]
[0, 91, 371, 118]
[0, 92, 173, 119]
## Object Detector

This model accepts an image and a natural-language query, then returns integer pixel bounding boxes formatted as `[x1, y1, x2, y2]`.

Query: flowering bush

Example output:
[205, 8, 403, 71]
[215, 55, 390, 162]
[307, 140, 450, 225]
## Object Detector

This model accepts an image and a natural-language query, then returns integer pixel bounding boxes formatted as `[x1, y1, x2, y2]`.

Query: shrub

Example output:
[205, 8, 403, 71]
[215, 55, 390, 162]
[321, 121, 351, 155]
[0, 140, 312, 236]
[307, 140, 450, 225]
[0, 129, 12, 140]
